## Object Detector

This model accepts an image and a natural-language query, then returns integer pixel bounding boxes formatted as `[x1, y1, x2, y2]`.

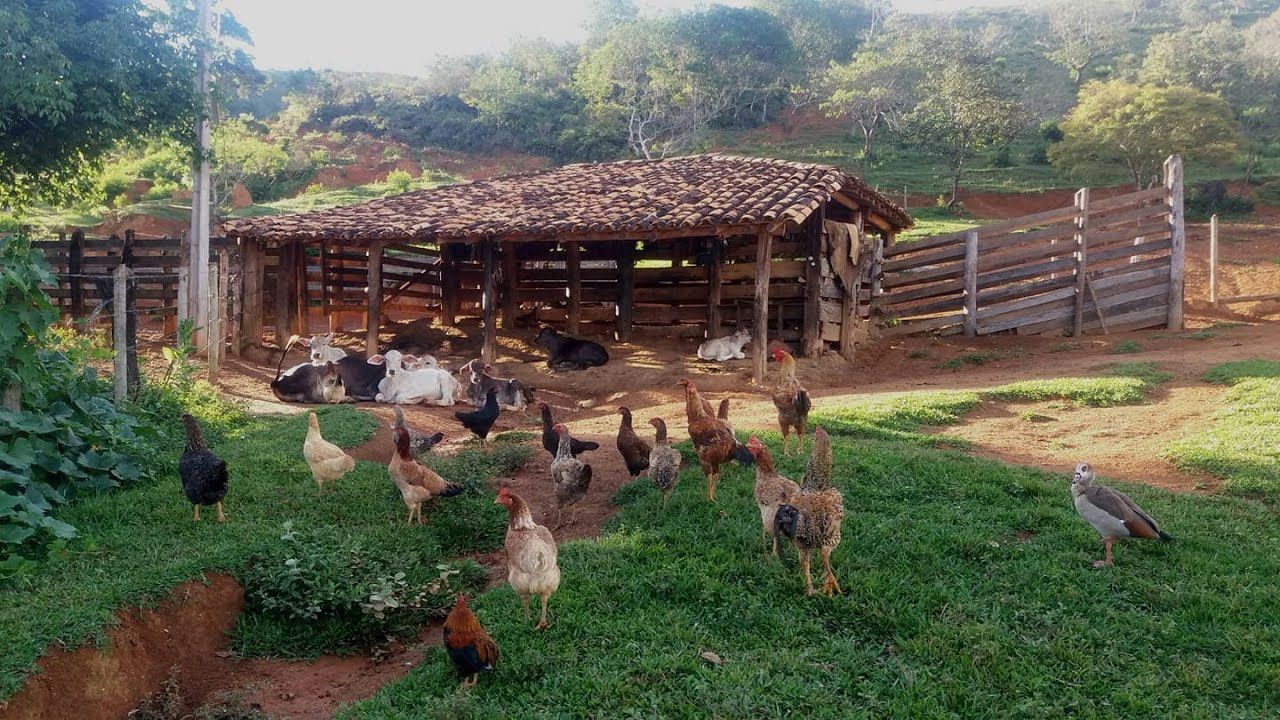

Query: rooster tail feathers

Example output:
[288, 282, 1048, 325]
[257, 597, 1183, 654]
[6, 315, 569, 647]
[428, 432, 445, 446]
[578, 440, 600, 453]
[732, 442, 755, 466]
[795, 389, 812, 418]
[440, 482, 464, 497]
[774, 504, 799, 539]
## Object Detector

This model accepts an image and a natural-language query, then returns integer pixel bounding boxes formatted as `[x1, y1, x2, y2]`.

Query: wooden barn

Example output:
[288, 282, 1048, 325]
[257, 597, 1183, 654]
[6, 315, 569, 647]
[222, 154, 913, 382]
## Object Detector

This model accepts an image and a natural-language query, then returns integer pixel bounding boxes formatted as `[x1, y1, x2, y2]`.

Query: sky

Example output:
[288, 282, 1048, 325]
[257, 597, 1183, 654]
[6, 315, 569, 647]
[218, 0, 1036, 76]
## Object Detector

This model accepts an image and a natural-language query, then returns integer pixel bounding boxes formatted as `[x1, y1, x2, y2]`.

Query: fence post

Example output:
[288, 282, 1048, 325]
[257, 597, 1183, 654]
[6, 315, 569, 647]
[752, 227, 774, 385]
[565, 241, 581, 335]
[616, 240, 635, 343]
[801, 208, 823, 357]
[207, 264, 220, 381]
[481, 239, 498, 365]
[69, 229, 85, 320]
[177, 232, 189, 326]
[1164, 155, 1186, 330]
[707, 239, 723, 339]
[230, 244, 243, 357]
[963, 231, 979, 337]
[1072, 187, 1090, 337]
[114, 264, 131, 403]
[1209, 213, 1218, 306]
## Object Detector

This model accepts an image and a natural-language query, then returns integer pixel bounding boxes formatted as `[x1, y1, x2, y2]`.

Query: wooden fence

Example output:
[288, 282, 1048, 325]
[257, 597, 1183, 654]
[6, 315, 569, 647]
[878, 156, 1185, 337]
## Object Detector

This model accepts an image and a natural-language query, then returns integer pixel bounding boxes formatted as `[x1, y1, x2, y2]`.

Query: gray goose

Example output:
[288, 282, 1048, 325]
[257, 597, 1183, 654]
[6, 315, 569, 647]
[1071, 462, 1171, 567]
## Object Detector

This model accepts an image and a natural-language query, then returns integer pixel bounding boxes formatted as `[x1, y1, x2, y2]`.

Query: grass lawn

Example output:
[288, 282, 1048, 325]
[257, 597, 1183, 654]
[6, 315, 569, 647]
[0, 404, 532, 699]
[346, 391, 1280, 718]
[1165, 360, 1280, 495]
[984, 362, 1174, 408]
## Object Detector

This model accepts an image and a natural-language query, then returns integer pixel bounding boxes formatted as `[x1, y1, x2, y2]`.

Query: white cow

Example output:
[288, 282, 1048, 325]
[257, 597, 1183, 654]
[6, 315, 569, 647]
[370, 350, 459, 406]
[298, 333, 348, 365]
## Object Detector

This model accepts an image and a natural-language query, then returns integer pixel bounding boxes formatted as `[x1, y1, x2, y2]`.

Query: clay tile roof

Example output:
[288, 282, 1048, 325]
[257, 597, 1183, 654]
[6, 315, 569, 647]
[222, 154, 912, 243]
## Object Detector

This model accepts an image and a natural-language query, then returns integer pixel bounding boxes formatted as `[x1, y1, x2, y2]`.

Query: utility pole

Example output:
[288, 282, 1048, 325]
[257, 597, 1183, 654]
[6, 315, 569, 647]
[187, 0, 213, 351]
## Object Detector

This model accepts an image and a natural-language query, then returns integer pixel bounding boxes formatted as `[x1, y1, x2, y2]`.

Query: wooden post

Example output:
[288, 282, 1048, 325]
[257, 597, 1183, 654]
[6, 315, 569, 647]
[177, 233, 190, 327]
[114, 264, 131, 403]
[616, 240, 635, 342]
[241, 240, 262, 348]
[440, 245, 459, 327]
[273, 243, 291, 343]
[752, 228, 773, 384]
[963, 230, 979, 337]
[230, 245, 243, 357]
[1165, 155, 1186, 330]
[1209, 213, 1218, 306]
[802, 209, 824, 356]
[839, 214, 864, 362]
[481, 239, 498, 364]
[502, 241, 519, 330]
[869, 219, 885, 317]
[69, 229, 85, 320]
[294, 241, 307, 336]
[706, 239, 722, 338]
[218, 248, 230, 356]
[366, 242, 384, 355]
[207, 264, 220, 380]
[1072, 187, 1090, 337]
[565, 241, 581, 335]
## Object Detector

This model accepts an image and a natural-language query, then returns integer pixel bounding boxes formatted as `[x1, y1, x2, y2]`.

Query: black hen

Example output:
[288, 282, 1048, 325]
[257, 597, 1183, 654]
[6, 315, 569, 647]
[179, 414, 228, 522]
[539, 402, 598, 457]
[455, 387, 500, 445]
[393, 406, 445, 456]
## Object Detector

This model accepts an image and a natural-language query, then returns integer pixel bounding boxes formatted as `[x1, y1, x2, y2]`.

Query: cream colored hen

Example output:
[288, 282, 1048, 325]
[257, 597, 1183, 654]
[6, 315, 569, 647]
[303, 412, 355, 491]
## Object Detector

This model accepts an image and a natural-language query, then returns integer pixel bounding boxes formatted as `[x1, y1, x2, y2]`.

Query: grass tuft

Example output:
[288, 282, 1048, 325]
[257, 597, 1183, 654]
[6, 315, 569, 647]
[984, 363, 1170, 407]
[1202, 359, 1280, 385]
[1166, 362, 1280, 494]
[1108, 340, 1142, 355]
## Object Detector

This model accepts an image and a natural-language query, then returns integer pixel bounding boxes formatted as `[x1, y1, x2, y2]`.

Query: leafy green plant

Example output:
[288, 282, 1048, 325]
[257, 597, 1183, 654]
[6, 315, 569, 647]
[1108, 340, 1142, 354]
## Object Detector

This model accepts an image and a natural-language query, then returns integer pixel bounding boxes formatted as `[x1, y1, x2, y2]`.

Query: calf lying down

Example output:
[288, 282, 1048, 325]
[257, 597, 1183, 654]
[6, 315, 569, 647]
[270, 336, 348, 404]
[459, 358, 535, 410]
[371, 350, 459, 406]
[697, 328, 751, 362]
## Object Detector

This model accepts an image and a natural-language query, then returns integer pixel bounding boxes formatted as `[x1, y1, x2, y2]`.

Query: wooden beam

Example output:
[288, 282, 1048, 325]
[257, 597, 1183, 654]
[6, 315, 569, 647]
[1208, 213, 1218, 305]
[240, 239, 262, 348]
[69, 229, 85, 319]
[802, 208, 823, 357]
[1072, 188, 1090, 337]
[293, 241, 307, 337]
[566, 241, 581, 335]
[963, 230, 979, 337]
[365, 242, 384, 354]
[616, 240, 635, 342]
[706, 239, 722, 338]
[839, 213, 864, 362]
[502, 241, 519, 330]
[753, 227, 773, 384]
[274, 242, 292, 342]
[481, 239, 498, 364]
[440, 246, 459, 327]
[1164, 155, 1186, 330]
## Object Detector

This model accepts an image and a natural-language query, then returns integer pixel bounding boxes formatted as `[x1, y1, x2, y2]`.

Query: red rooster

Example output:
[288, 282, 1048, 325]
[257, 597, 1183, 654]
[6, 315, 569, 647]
[443, 594, 500, 688]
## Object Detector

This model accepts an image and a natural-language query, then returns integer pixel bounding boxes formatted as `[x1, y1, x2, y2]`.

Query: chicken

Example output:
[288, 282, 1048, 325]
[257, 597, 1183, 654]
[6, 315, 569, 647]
[392, 405, 444, 457]
[646, 418, 682, 508]
[746, 436, 800, 557]
[716, 397, 755, 466]
[774, 426, 844, 596]
[770, 347, 812, 455]
[455, 387, 500, 445]
[179, 414, 228, 522]
[388, 427, 463, 525]
[443, 593, 500, 688]
[539, 402, 598, 458]
[549, 423, 593, 529]
[1071, 462, 1171, 567]
[495, 487, 561, 629]
[303, 411, 355, 492]
[616, 406, 652, 479]
[678, 378, 740, 502]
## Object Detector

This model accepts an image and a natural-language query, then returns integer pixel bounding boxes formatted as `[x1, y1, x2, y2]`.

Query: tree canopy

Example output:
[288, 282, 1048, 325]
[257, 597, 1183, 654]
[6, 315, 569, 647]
[0, 0, 197, 209]
[1050, 81, 1242, 188]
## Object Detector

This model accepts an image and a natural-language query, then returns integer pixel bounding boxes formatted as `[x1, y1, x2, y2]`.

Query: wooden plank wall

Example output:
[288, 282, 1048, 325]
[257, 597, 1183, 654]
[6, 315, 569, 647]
[34, 233, 237, 321]
[878, 185, 1175, 337]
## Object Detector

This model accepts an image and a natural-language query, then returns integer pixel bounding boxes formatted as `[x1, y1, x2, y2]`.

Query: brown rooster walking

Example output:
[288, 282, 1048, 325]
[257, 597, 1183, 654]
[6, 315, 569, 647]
[771, 347, 812, 455]
[774, 426, 844, 596]
[678, 379, 739, 502]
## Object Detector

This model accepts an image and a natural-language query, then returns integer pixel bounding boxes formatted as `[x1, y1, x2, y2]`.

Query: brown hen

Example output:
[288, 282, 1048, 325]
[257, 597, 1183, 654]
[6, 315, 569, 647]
[774, 426, 844, 596]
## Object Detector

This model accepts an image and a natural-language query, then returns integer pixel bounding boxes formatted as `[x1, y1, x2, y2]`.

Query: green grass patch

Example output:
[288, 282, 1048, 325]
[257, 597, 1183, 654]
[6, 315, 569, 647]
[985, 363, 1171, 407]
[936, 351, 1005, 370]
[810, 390, 981, 448]
[347, 426, 1280, 718]
[1165, 377, 1280, 494]
[897, 206, 980, 242]
[0, 406, 533, 697]
[1202, 359, 1280, 385]
[1108, 340, 1142, 355]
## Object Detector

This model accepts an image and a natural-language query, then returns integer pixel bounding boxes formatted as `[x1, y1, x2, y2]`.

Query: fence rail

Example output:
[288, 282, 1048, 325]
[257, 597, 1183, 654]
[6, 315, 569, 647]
[879, 157, 1184, 337]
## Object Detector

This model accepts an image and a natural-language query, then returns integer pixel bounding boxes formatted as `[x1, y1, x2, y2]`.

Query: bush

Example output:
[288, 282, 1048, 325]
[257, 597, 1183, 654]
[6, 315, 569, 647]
[141, 181, 180, 201]
[0, 241, 152, 559]
[239, 522, 479, 653]
[383, 169, 413, 195]
[988, 145, 1013, 168]
[1187, 181, 1254, 219]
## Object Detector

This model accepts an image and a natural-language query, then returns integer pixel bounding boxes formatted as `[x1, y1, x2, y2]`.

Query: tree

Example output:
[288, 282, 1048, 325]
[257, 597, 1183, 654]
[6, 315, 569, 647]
[889, 26, 1026, 203]
[0, 0, 197, 209]
[755, 0, 874, 123]
[820, 46, 917, 159]
[210, 118, 288, 212]
[1038, 0, 1131, 87]
[1050, 81, 1242, 189]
